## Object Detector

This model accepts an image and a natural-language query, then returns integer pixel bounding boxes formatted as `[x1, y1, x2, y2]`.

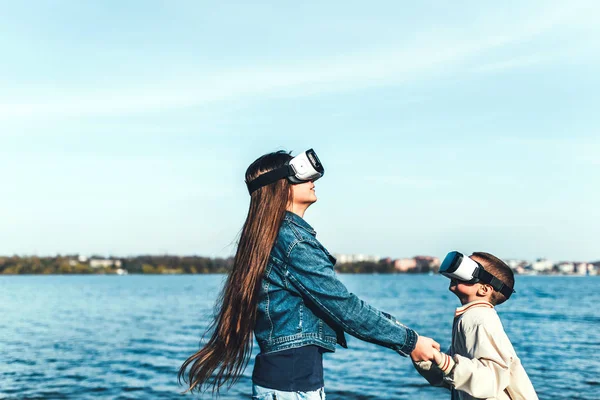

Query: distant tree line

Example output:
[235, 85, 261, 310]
[0, 255, 233, 275]
[123, 256, 233, 274]
[0, 256, 93, 275]
[0, 255, 439, 275]
[335, 260, 396, 274]
[335, 259, 439, 274]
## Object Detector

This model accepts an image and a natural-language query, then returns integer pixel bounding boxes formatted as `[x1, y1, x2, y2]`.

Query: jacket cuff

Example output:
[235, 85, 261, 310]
[396, 327, 418, 356]
[436, 353, 455, 375]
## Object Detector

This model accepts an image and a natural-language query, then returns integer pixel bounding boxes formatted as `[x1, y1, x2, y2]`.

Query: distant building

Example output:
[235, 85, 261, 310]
[335, 254, 380, 264]
[414, 256, 440, 269]
[394, 258, 417, 272]
[89, 259, 122, 268]
[335, 254, 352, 264]
[505, 259, 528, 270]
[529, 258, 553, 272]
[557, 262, 574, 274]
[514, 265, 527, 274]
[575, 262, 592, 275]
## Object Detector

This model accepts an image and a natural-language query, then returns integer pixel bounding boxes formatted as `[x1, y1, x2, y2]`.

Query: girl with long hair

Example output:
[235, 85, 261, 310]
[179, 150, 439, 399]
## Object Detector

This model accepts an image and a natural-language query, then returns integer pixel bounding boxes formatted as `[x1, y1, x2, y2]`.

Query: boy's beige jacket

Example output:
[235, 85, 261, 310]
[415, 300, 539, 400]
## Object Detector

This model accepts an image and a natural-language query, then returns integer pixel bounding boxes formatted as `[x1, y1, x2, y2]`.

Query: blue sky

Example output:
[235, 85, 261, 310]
[1, 1, 598, 261]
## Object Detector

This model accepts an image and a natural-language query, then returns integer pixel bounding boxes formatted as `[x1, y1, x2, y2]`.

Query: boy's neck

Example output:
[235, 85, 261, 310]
[459, 294, 493, 305]
[458, 298, 494, 307]
[454, 300, 494, 318]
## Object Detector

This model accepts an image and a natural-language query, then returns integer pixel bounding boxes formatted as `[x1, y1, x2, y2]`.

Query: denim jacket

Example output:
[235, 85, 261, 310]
[254, 211, 418, 357]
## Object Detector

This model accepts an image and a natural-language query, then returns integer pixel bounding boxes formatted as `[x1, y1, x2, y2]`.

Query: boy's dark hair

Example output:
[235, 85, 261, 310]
[471, 252, 515, 306]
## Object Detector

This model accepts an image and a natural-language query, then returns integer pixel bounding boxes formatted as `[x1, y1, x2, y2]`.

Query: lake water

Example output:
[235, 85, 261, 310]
[1, 275, 599, 399]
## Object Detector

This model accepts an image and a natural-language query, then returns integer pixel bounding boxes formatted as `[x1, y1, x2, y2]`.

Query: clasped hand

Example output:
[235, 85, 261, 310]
[410, 335, 442, 363]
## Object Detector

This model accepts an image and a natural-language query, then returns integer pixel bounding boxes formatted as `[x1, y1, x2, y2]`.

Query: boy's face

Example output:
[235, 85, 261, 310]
[448, 255, 495, 305]
[449, 278, 492, 305]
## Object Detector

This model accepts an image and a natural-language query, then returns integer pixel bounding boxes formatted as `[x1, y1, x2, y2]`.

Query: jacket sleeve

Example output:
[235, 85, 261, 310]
[442, 323, 514, 398]
[285, 239, 418, 356]
[413, 359, 452, 389]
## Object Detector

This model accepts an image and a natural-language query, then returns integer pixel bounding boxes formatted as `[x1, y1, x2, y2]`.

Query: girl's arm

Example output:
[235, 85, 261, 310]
[285, 239, 418, 356]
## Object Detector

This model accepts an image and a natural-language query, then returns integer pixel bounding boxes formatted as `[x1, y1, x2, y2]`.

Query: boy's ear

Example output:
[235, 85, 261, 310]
[478, 284, 493, 297]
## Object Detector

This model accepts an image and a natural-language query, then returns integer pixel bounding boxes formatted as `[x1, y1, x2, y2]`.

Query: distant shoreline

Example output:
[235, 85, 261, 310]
[1, 272, 597, 277]
[1, 255, 598, 276]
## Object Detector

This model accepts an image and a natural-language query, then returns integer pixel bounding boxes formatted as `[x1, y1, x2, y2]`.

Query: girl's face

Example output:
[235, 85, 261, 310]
[291, 180, 317, 208]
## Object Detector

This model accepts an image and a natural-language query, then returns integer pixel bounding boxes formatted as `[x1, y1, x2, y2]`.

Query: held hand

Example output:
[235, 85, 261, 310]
[432, 348, 443, 365]
[431, 347, 455, 375]
[410, 335, 441, 362]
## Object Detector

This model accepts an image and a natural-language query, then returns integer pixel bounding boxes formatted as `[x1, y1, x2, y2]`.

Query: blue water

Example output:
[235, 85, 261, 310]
[1, 275, 599, 399]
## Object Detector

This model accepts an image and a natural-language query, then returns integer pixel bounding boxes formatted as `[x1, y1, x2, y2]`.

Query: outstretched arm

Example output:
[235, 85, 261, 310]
[286, 239, 439, 358]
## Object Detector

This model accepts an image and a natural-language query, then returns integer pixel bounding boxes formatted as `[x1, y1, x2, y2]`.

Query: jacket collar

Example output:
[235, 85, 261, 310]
[454, 300, 494, 318]
[284, 211, 317, 236]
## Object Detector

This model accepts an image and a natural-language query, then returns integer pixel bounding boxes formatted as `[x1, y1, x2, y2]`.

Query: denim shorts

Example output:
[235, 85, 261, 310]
[252, 383, 326, 400]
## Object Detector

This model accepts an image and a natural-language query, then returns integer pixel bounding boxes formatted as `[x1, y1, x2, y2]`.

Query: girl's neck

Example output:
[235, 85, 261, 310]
[286, 203, 309, 218]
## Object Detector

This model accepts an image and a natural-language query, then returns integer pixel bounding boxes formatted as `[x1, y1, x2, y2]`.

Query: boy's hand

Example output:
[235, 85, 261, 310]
[432, 348, 455, 375]
[432, 348, 443, 365]
[410, 335, 441, 362]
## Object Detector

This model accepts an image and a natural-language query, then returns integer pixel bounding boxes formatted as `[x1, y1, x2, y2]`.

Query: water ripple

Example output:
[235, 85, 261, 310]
[0, 275, 598, 399]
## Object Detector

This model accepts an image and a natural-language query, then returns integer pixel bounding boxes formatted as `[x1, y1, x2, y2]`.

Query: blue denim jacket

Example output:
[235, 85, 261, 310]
[254, 211, 418, 357]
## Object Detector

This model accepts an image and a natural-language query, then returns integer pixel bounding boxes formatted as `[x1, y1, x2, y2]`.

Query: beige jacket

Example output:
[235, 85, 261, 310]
[415, 300, 538, 400]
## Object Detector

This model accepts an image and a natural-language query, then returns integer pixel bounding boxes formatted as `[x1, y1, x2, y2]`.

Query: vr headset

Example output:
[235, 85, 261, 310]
[440, 251, 515, 299]
[246, 149, 324, 194]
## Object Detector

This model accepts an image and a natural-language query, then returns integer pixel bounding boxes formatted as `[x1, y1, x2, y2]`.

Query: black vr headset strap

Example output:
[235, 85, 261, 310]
[476, 268, 515, 299]
[246, 165, 295, 194]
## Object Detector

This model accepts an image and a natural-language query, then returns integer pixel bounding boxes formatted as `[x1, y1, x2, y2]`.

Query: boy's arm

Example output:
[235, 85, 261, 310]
[413, 353, 452, 389]
[433, 323, 515, 398]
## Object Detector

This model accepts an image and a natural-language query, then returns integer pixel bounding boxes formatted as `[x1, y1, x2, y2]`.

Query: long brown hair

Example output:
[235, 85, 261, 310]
[179, 151, 293, 393]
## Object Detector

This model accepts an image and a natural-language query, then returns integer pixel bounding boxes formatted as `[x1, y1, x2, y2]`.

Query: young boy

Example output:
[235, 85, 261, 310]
[414, 251, 538, 400]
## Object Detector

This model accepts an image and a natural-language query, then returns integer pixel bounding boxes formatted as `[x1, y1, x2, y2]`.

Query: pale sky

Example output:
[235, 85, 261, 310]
[1, 1, 599, 261]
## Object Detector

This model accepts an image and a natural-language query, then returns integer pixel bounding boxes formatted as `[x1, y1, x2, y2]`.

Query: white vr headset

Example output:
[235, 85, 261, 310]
[440, 251, 515, 299]
[246, 149, 324, 194]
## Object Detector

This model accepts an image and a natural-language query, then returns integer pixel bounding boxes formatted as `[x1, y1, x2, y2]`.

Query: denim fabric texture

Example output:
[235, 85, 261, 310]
[253, 211, 418, 357]
[252, 383, 325, 400]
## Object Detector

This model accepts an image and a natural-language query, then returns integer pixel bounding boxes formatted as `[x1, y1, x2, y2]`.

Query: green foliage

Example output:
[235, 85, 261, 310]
[0, 255, 234, 275]
[0, 254, 435, 275]
[335, 260, 397, 274]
